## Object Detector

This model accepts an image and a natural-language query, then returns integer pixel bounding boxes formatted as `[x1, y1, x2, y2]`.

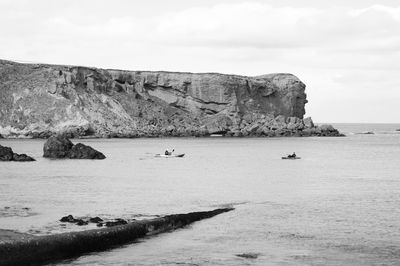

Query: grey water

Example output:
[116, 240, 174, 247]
[1, 123, 400, 265]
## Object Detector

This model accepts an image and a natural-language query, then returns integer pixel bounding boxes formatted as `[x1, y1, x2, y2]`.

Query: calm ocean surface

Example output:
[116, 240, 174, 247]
[1, 123, 400, 265]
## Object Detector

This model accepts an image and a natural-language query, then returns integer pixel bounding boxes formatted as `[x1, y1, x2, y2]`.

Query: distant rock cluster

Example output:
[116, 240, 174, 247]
[1, 134, 105, 161]
[0, 59, 342, 138]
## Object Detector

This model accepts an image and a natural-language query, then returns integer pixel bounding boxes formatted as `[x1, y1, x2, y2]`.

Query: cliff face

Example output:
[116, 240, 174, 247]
[0, 59, 340, 138]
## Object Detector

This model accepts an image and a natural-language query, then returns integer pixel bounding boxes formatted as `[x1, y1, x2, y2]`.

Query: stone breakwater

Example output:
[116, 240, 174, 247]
[0, 208, 233, 265]
[0, 59, 342, 138]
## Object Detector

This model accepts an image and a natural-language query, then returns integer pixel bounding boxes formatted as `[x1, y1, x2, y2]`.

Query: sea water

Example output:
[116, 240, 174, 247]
[1, 123, 400, 265]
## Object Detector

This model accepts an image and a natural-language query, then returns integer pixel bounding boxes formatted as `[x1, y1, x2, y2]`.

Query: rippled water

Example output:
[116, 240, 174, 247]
[1, 123, 400, 265]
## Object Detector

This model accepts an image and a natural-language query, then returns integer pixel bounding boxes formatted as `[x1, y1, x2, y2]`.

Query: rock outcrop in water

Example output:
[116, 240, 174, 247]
[43, 135, 105, 159]
[0, 208, 233, 265]
[59, 215, 127, 227]
[0, 144, 35, 161]
[0, 59, 342, 138]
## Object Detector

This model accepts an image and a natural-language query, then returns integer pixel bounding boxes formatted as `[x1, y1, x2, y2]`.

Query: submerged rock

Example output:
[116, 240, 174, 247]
[60, 215, 127, 227]
[75, 219, 88, 226]
[89, 217, 103, 223]
[0, 145, 35, 161]
[236, 253, 260, 259]
[0, 206, 36, 217]
[104, 218, 128, 227]
[59, 215, 88, 226]
[358, 131, 374, 135]
[43, 135, 105, 159]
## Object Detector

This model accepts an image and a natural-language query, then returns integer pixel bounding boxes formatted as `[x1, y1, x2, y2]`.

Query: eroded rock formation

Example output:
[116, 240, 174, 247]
[0, 59, 341, 137]
[0, 145, 35, 161]
[43, 135, 105, 159]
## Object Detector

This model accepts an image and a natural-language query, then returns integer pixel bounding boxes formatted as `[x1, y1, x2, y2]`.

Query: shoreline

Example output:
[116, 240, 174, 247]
[0, 132, 345, 140]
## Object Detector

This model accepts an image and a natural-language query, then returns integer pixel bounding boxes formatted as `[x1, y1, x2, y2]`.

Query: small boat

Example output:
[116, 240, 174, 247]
[281, 156, 301, 160]
[155, 153, 185, 158]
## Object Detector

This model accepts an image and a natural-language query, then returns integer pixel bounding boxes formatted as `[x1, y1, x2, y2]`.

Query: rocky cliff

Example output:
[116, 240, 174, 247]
[0, 59, 341, 138]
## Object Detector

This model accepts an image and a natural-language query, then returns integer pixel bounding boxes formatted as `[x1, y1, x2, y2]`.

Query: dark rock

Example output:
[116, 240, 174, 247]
[75, 219, 88, 226]
[31, 131, 53, 139]
[43, 135, 73, 158]
[43, 135, 105, 159]
[0, 145, 35, 161]
[358, 131, 374, 135]
[89, 217, 103, 223]
[319, 124, 335, 131]
[105, 218, 128, 227]
[12, 153, 35, 161]
[0, 145, 14, 161]
[60, 215, 88, 225]
[236, 253, 260, 259]
[60, 215, 75, 223]
[68, 143, 105, 160]
[317, 124, 344, 137]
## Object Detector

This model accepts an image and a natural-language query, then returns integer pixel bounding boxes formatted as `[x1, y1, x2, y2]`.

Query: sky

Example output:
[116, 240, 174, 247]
[0, 0, 399, 123]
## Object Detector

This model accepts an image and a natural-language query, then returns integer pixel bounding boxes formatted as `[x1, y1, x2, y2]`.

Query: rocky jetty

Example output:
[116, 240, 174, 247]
[0, 145, 35, 161]
[43, 135, 105, 159]
[0, 59, 342, 138]
[0, 208, 233, 265]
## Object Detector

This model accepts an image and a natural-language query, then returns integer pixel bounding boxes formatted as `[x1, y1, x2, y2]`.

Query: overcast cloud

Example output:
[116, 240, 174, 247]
[0, 0, 399, 123]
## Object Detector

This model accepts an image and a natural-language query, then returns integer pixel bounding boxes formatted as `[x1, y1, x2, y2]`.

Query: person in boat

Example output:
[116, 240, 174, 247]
[164, 149, 175, 156]
[288, 152, 296, 158]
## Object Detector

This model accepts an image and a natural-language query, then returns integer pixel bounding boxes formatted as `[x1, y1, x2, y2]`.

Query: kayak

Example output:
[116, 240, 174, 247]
[281, 157, 301, 160]
[155, 153, 185, 158]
